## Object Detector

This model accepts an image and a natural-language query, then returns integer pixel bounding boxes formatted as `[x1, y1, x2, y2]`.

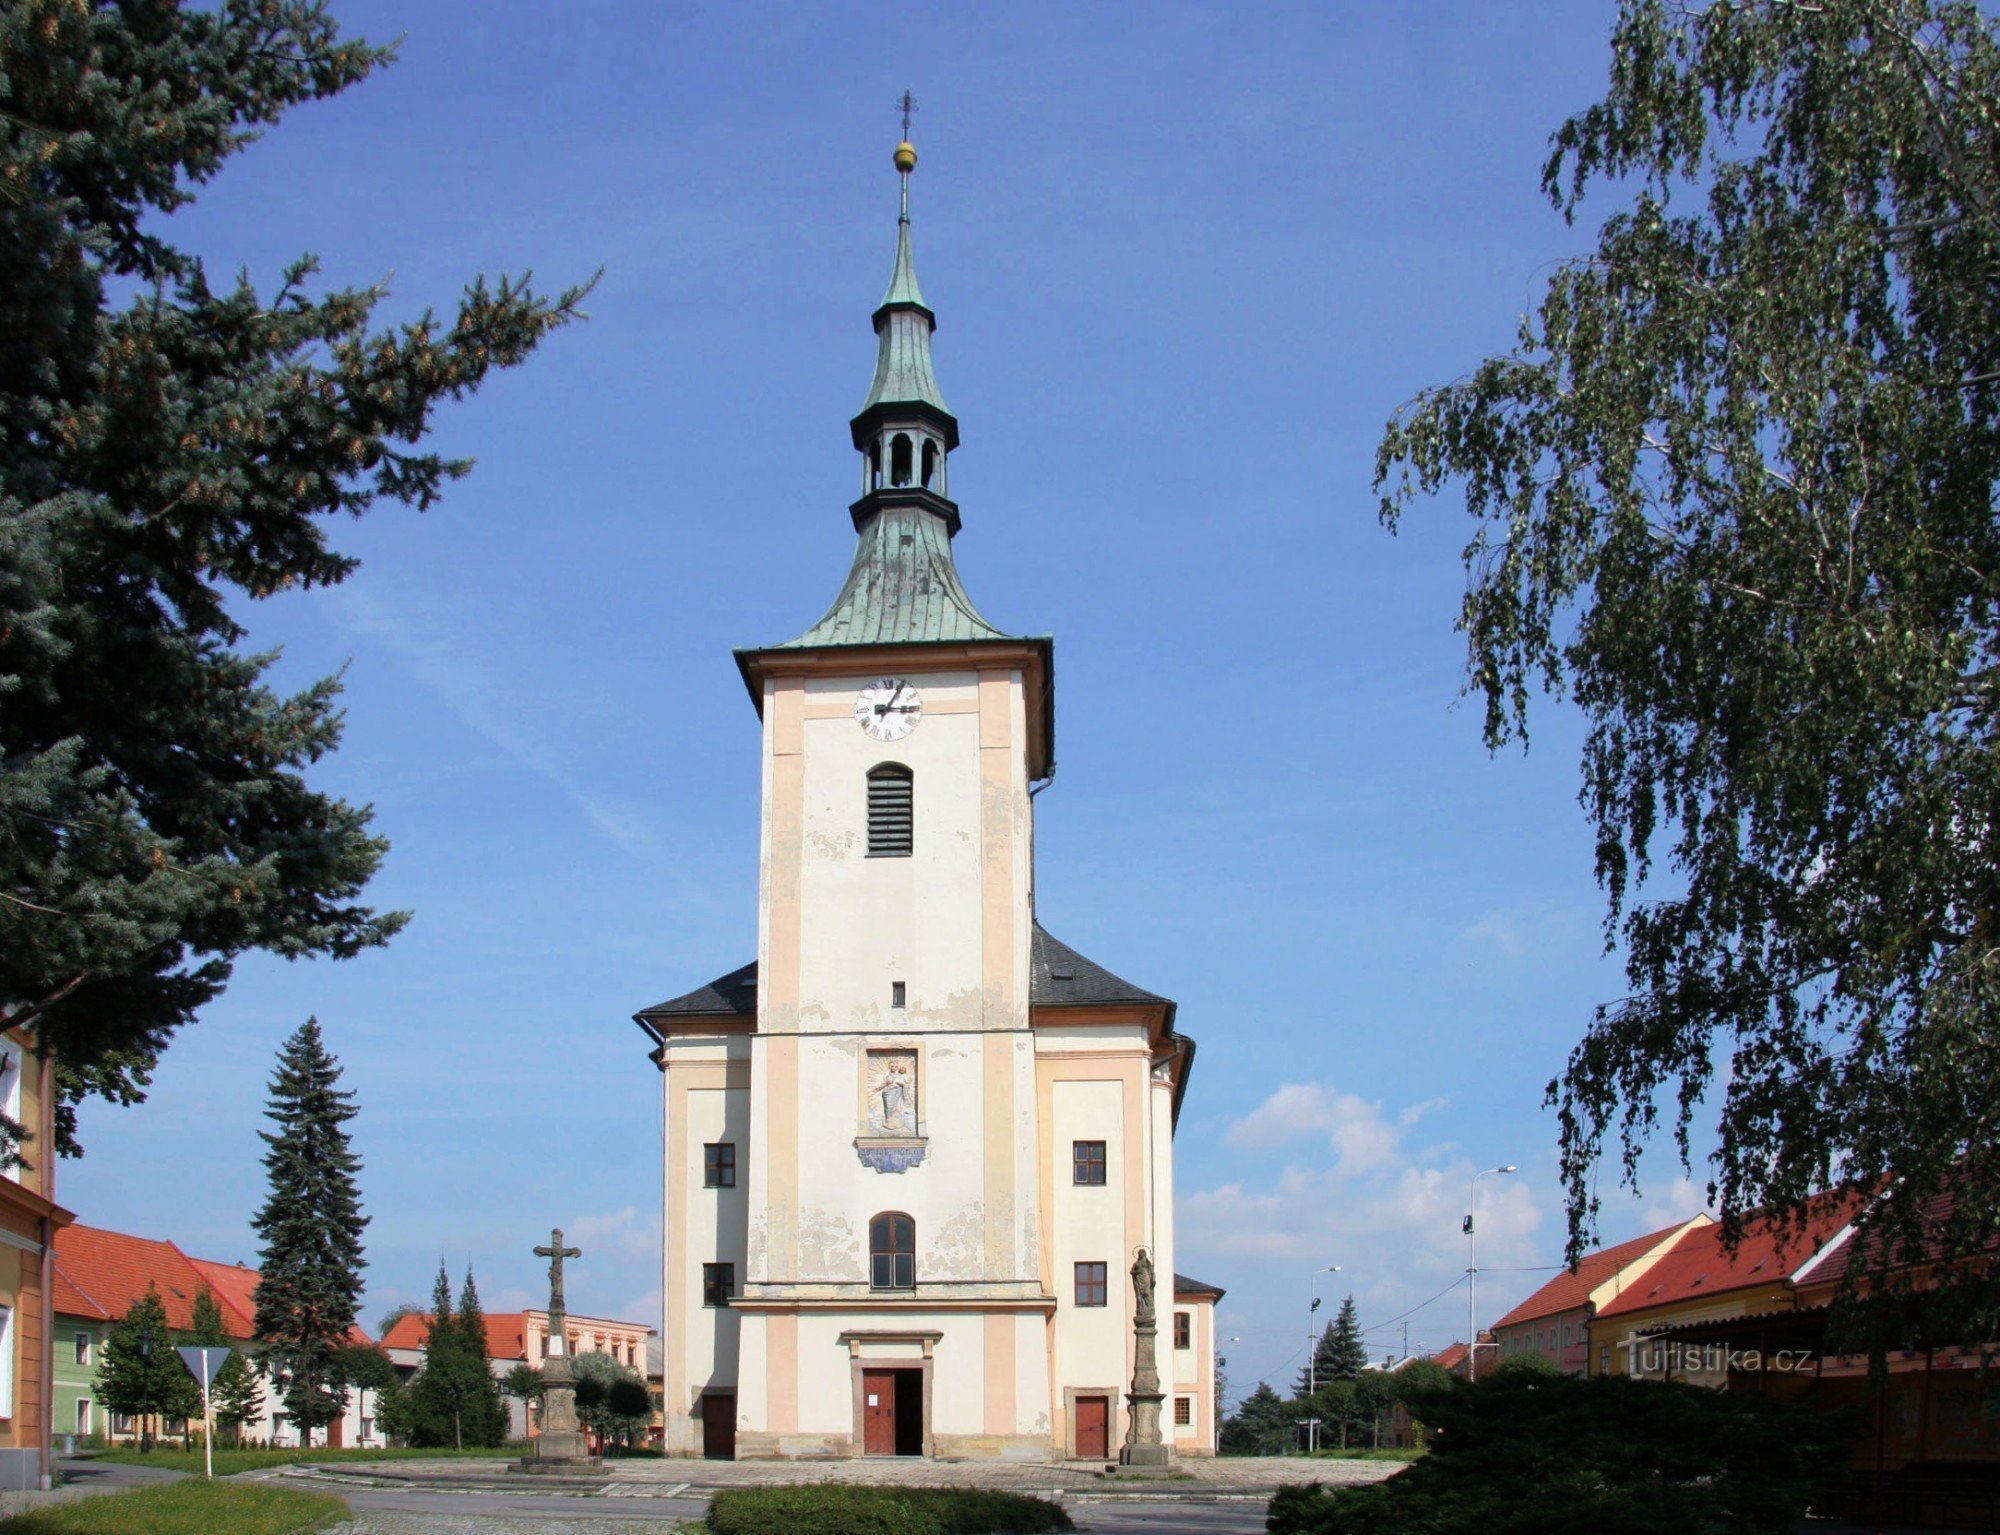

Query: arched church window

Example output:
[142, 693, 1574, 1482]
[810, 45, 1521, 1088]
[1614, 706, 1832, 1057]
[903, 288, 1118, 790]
[890, 433, 914, 486]
[870, 1212, 915, 1290]
[869, 440, 883, 489]
[867, 764, 912, 857]
[920, 439, 938, 488]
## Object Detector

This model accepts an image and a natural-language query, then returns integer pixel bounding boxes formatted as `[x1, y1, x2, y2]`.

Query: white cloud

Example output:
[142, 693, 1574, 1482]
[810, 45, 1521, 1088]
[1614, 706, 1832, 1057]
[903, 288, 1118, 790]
[1224, 1083, 1400, 1173]
[563, 1205, 663, 1267]
[1639, 1175, 1711, 1231]
[1459, 901, 1587, 961]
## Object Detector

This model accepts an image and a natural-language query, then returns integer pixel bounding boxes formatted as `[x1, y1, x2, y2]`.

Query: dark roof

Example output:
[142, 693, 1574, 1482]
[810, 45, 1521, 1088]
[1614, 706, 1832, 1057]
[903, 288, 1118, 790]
[637, 960, 758, 1022]
[1031, 924, 1170, 1010]
[635, 925, 1170, 1025]
[1174, 1272, 1226, 1299]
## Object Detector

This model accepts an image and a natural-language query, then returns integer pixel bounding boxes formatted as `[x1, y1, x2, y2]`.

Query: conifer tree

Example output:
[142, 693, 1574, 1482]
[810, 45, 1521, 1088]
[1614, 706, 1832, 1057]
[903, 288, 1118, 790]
[185, 1286, 262, 1445]
[1324, 1297, 1369, 1382]
[405, 1262, 491, 1448]
[1219, 1381, 1291, 1456]
[450, 1267, 508, 1447]
[250, 1018, 366, 1446]
[96, 1287, 199, 1446]
[0, 0, 588, 1165]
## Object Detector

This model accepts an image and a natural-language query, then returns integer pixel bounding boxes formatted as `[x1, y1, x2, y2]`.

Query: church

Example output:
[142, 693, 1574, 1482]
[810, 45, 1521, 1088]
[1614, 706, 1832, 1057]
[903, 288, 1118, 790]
[635, 133, 1221, 1463]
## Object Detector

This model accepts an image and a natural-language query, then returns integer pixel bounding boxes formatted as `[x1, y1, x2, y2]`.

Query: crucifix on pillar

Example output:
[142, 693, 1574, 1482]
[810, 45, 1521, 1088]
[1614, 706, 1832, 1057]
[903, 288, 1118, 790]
[516, 1227, 602, 1474]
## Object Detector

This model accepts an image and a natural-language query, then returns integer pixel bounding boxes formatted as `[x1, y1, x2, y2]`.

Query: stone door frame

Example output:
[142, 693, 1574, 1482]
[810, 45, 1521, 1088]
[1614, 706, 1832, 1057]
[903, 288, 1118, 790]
[838, 1329, 941, 1459]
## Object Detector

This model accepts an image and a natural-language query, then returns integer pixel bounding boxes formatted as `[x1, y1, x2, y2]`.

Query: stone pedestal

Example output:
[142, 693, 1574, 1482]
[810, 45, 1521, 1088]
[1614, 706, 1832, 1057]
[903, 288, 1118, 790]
[1119, 1248, 1175, 1468]
[516, 1334, 605, 1475]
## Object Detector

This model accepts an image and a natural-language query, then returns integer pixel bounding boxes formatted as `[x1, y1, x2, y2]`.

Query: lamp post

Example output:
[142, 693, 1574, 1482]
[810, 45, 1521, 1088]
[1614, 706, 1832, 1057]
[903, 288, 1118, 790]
[137, 1327, 153, 1454]
[1305, 1264, 1341, 1453]
[1464, 1167, 1517, 1383]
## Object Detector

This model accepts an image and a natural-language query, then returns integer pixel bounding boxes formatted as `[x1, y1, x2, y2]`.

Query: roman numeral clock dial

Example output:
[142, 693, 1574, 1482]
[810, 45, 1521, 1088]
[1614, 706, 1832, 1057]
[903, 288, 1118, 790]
[855, 678, 922, 742]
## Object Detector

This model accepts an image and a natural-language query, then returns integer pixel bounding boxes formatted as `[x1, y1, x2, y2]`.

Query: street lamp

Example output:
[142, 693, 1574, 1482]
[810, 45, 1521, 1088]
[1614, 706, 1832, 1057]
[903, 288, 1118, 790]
[1305, 1264, 1341, 1453]
[137, 1327, 153, 1454]
[1464, 1167, 1516, 1383]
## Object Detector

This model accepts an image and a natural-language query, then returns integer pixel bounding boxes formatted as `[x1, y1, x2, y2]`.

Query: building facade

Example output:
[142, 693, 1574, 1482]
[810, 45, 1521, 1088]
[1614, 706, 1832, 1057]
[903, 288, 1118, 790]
[638, 139, 1204, 1462]
[381, 1308, 653, 1441]
[0, 1027, 74, 1489]
[1487, 1215, 1709, 1376]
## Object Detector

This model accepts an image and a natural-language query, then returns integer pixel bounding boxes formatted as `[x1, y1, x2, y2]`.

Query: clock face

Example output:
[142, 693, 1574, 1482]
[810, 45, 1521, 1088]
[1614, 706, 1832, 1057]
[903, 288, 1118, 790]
[855, 677, 923, 742]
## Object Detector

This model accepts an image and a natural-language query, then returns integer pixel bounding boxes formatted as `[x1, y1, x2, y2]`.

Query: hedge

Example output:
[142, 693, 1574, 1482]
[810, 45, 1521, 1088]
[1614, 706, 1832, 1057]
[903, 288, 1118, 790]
[706, 1485, 1073, 1535]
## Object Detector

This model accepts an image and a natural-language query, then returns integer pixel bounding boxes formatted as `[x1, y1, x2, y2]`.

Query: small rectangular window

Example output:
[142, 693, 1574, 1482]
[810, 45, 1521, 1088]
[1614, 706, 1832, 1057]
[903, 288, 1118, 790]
[704, 1142, 736, 1188]
[1174, 1311, 1191, 1349]
[75, 1399, 91, 1435]
[703, 1263, 735, 1307]
[891, 981, 906, 1008]
[1073, 1140, 1107, 1185]
[74, 1332, 90, 1366]
[1075, 1262, 1108, 1307]
[1174, 1397, 1192, 1426]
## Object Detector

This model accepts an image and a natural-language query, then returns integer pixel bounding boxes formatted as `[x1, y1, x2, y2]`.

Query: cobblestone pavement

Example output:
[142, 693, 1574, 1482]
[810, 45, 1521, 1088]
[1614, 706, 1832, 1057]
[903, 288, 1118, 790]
[329, 1517, 690, 1535]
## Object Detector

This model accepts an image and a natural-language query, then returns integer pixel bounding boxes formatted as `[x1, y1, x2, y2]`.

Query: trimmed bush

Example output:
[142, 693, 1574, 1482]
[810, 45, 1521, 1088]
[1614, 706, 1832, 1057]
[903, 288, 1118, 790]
[707, 1485, 1073, 1535]
[1266, 1370, 1845, 1535]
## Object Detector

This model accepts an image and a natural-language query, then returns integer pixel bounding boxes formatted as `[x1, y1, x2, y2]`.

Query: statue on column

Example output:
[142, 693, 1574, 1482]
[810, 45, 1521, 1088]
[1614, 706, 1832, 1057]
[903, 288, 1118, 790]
[1120, 1246, 1173, 1467]
[516, 1228, 604, 1474]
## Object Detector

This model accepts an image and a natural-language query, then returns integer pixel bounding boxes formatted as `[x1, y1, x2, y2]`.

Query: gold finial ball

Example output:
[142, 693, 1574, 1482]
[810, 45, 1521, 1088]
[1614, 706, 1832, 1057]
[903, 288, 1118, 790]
[894, 141, 918, 173]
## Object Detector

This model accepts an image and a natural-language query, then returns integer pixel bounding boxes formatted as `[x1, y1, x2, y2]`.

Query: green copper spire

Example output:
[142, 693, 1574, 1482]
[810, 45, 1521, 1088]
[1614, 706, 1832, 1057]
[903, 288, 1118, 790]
[857, 136, 951, 424]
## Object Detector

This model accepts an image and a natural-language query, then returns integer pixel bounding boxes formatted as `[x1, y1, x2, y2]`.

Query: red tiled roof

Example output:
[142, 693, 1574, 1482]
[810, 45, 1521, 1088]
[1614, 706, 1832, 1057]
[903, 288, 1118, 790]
[1796, 1181, 2000, 1291]
[1429, 1342, 1469, 1372]
[1596, 1191, 1867, 1320]
[53, 1225, 225, 1333]
[1491, 1218, 1701, 1330]
[381, 1312, 529, 1360]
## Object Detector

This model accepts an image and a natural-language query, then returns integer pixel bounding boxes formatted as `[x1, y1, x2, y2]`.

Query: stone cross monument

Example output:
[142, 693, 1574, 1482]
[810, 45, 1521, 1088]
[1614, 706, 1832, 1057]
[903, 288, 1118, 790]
[1120, 1246, 1172, 1466]
[519, 1228, 600, 1472]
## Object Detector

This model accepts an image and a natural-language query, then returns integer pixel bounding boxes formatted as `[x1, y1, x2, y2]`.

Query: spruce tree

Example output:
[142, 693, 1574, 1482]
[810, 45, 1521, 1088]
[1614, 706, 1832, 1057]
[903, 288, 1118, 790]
[0, 0, 587, 1165]
[95, 1287, 199, 1447]
[1324, 1297, 1369, 1382]
[451, 1267, 508, 1447]
[250, 1018, 366, 1446]
[405, 1261, 488, 1449]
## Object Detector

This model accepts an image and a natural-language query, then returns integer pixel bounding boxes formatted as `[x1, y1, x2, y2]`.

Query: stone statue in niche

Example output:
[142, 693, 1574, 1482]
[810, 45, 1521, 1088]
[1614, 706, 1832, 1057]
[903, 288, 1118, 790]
[866, 1049, 918, 1136]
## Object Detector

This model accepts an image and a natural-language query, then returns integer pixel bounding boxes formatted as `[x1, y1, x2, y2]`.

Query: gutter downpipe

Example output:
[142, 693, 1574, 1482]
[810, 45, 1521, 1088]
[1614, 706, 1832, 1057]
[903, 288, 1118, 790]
[38, 1037, 54, 1491]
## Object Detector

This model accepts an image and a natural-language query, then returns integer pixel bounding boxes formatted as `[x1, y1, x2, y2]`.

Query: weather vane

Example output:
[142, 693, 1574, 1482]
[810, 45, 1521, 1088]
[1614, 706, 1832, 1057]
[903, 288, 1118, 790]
[899, 91, 917, 140]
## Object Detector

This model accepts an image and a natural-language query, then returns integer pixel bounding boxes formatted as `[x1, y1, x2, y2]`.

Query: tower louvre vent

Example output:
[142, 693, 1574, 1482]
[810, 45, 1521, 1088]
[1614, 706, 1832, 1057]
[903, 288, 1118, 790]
[867, 764, 913, 857]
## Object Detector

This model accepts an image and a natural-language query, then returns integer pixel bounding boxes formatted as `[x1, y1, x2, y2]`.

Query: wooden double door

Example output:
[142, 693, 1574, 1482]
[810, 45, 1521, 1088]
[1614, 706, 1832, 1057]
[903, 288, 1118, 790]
[861, 1368, 924, 1457]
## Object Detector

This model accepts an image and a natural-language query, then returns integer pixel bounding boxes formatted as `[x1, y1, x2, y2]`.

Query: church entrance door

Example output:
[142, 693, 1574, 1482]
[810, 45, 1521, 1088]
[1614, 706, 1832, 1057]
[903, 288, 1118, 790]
[862, 1368, 925, 1456]
[862, 1370, 897, 1455]
[702, 1392, 735, 1459]
[1074, 1395, 1110, 1460]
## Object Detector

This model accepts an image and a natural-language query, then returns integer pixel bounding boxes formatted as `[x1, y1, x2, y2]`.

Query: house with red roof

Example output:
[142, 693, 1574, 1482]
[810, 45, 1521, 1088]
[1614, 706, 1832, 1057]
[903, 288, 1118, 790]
[0, 1026, 76, 1492]
[381, 1308, 654, 1441]
[1590, 1192, 1866, 1385]
[1488, 1214, 1711, 1376]
[50, 1223, 379, 1450]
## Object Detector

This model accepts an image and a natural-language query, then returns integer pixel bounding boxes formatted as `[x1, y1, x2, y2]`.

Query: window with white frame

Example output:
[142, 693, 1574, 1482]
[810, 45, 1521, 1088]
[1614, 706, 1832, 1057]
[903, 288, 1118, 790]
[75, 1399, 91, 1435]
[74, 1331, 91, 1366]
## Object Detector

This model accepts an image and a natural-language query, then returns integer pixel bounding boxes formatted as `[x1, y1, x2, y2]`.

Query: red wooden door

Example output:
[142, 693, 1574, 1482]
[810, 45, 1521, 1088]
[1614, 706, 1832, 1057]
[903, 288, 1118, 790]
[863, 1369, 897, 1455]
[702, 1392, 736, 1459]
[1074, 1395, 1109, 1460]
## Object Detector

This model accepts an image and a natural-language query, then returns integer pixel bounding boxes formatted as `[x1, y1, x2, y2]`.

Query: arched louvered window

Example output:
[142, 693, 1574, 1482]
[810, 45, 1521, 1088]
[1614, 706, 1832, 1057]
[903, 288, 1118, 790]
[870, 1212, 915, 1290]
[867, 764, 913, 857]
[869, 439, 883, 489]
[920, 439, 938, 488]
[890, 432, 914, 486]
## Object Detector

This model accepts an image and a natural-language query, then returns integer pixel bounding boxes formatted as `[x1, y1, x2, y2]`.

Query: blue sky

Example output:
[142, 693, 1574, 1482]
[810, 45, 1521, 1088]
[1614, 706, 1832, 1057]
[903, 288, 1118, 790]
[64, 1, 1719, 1401]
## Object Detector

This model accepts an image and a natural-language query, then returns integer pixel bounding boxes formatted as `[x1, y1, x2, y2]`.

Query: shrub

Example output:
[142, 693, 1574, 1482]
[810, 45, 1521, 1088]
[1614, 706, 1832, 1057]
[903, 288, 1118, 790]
[1265, 1370, 1845, 1535]
[707, 1485, 1073, 1535]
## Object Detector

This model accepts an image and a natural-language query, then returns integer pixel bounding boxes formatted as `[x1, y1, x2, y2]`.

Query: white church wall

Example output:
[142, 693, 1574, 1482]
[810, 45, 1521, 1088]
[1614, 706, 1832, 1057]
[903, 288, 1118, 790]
[1048, 1074, 1133, 1448]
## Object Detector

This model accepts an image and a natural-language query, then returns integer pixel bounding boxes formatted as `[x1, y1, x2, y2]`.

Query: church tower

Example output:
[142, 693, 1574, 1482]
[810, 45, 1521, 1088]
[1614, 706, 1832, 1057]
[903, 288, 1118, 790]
[637, 131, 1220, 1463]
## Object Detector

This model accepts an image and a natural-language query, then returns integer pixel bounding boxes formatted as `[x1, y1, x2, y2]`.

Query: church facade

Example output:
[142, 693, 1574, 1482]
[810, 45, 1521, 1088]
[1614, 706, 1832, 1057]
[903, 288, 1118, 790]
[637, 137, 1219, 1463]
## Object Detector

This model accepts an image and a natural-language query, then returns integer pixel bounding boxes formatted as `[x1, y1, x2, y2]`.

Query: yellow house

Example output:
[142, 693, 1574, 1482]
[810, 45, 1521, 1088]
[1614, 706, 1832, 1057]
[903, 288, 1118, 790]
[0, 1025, 77, 1491]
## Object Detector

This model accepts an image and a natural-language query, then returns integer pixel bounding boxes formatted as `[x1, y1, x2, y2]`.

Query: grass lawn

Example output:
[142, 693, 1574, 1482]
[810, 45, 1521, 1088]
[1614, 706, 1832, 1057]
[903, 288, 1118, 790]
[0, 1480, 345, 1535]
[1299, 1446, 1424, 1461]
[81, 1443, 518, 1477]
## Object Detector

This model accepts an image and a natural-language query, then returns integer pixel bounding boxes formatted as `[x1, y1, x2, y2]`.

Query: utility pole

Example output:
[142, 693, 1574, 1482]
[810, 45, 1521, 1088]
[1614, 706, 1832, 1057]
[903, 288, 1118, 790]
[1465, 1165, 1517, 1383]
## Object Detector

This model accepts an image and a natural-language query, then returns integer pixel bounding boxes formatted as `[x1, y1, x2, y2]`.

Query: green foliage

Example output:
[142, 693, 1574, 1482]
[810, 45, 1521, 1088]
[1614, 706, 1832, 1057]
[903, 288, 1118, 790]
[572, 1347, 648, 1451]
[94, 1287, 199, 1430]
[86, 1443, 515, 1475]
[0, 1478, 344, 1535]
[402, 1264, 504, 1448]
[447, 1268, 508, 1445]
[706, 1486, 1073, 1535]
[1219, 1380, 1293, 1455]
[1322, 1298, 1369, 1382]
[1265, 1370, 1843, 1534]
[1374, 0, 2000, 1333]
[0, 0, 588, 1165]
[250, 1018, 365, 1444]
[185, 1287, 262, 1443]
[501, 1362, 544, 1408]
